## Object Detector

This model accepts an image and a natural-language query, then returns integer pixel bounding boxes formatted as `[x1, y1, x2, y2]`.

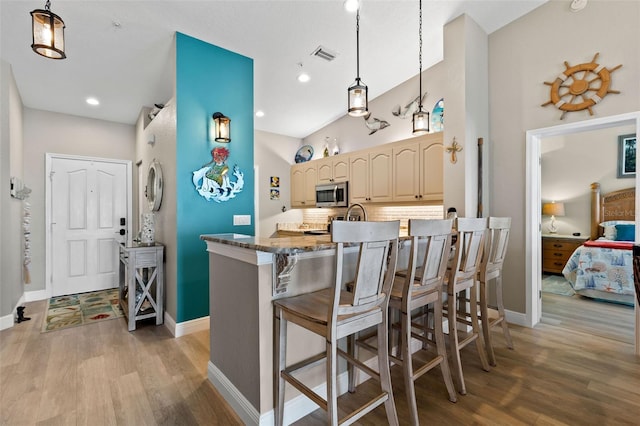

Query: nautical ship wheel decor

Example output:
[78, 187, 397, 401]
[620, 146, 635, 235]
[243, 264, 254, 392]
[541, 53, 622, 119]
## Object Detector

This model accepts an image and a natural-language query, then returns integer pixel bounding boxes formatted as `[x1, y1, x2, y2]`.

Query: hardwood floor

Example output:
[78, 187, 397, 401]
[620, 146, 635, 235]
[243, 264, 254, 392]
[2, 297, 639, 425]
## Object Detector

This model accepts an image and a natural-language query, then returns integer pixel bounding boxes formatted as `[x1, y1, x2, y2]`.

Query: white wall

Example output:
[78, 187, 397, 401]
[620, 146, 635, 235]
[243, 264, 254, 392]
[254, 130, 303, 237]
[541, 124, 636, 236]
[490, 0, 640, 312]
[22, 108, 136, 293]
[0, 60, 25, 326]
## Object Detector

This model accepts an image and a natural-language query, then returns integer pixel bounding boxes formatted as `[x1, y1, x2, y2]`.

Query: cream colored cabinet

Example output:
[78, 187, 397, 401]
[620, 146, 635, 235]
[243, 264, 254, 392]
[291, 162, 317, 207]
[316, 157, 349, 184]
[349, 148, 393, 203]
[392, 133, 443, 202]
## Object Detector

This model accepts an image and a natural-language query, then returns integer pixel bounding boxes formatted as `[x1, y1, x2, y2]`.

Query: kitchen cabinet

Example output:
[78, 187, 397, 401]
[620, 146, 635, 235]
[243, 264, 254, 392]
[316, 157, 349, 184]
[349, 147, 393, 203]
[392, 133, 443, 202]
[291, 162, 317, 207]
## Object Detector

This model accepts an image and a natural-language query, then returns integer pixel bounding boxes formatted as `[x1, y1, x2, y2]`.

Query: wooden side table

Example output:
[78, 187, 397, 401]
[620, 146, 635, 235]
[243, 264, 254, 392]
[118, 242, 164, 331]
[541, 234, 587, 274]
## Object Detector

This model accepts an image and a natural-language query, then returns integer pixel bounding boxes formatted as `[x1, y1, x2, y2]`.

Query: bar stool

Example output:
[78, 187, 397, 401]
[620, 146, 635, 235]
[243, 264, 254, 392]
[273, 220, 400, 426]
[478, 216, 513, 366]
[389, 218, 457, 425]
[443, 217, 490, 395]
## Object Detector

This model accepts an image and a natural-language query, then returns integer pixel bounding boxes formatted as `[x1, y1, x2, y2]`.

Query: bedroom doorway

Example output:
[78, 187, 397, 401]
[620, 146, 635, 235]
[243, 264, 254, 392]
[526, 111, 640, 354]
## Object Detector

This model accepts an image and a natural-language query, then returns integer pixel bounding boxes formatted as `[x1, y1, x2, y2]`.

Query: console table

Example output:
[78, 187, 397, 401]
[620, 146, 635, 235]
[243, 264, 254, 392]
[118, 242, 164, 331]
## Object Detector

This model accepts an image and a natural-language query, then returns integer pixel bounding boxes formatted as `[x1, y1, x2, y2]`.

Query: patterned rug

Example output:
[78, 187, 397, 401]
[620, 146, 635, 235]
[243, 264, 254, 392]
[542, 274, 575, 297]
[41, 288, 124, 333]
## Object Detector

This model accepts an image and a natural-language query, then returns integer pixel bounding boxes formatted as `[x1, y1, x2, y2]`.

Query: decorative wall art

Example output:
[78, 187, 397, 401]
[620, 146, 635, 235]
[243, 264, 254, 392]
[446, 137, 463, 164]
[192, 146, 244, 202]
[270, 176, 280, 200]
[392, 92, 428, 119]
[431, 98, 444, 132]
[541, 53, 622, 120]
[617, 133, 637, 179]
[363, 112, 390, 135]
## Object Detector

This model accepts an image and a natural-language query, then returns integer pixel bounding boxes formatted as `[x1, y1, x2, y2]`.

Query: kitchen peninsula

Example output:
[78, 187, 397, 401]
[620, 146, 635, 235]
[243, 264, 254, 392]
[200, 233, 409, 425]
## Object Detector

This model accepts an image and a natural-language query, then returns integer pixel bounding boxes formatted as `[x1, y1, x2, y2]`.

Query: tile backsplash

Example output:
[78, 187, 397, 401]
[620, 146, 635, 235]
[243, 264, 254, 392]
[302, 205, 444, 229]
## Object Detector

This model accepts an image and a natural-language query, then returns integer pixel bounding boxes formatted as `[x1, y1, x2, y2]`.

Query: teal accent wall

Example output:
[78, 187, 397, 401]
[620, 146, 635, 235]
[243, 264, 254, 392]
[175, 32, 254, 322]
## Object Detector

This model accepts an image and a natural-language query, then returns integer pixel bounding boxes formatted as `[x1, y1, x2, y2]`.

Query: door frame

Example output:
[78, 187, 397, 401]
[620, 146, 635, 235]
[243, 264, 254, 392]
[525, 111, 640, 354]
[45, 153, 132, 298]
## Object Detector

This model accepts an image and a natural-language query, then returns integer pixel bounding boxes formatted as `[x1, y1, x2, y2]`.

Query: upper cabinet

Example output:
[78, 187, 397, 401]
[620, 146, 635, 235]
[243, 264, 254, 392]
[291, 162, 317, 207]
[316, 157, 349, 184]
[392, 133, 443, 202]
[291, 133, 443, 208]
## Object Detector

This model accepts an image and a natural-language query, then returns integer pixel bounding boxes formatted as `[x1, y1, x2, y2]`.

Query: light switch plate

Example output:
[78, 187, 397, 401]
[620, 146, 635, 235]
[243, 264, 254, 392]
[233, 215, 251, 226]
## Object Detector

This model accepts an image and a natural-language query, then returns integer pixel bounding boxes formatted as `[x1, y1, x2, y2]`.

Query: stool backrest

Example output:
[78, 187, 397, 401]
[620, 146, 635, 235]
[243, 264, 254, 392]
[481, 217, 511, 278]
[450, 217, 488, 288]
[331, 220, 400, 317]
[403, 219, 454, 299]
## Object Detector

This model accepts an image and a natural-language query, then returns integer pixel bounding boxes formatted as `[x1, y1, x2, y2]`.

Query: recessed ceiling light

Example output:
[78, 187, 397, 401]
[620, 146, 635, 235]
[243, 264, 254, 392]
[297, 73, 310, 83]
[86, 97, 100, 106]
[344, 0, 360, 12]
[255, 110, 265, 118]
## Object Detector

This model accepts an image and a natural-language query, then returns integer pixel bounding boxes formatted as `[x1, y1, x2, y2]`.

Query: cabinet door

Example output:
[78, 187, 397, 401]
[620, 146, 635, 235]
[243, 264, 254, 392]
[419, 137, 444, 201]
[290, 165, 306, 207]
[349, 154, 369, 203]
[316, 158, 334, 184]
[392, 142, 420, 201]
[303, 165, 317, 206]
[333, 158, 349, 182]
[369, 148, 393, 202]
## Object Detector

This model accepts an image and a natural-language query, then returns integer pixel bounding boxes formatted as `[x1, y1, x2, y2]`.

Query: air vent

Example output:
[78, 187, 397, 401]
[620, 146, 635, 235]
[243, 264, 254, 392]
[311, 46, 337, 62]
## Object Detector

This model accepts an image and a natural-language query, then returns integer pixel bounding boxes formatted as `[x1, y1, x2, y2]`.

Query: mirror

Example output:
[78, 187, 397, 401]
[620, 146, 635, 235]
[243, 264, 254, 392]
[147, 160, 163, 211]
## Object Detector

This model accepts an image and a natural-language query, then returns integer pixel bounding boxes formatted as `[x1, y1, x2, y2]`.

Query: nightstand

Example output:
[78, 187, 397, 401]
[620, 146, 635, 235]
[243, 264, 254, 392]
[541, 234, 587, 274]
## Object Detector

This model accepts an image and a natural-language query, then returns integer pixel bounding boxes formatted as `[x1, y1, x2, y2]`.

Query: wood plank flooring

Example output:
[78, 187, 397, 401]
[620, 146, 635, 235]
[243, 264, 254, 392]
[2, 297, 639, 425]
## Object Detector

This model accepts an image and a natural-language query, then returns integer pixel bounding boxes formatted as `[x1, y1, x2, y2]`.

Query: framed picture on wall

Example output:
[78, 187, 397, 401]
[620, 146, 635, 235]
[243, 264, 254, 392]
[617, 133, 637, 178]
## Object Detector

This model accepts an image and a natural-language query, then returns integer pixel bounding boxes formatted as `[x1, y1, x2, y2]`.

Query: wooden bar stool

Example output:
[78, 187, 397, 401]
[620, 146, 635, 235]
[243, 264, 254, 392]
[478, 216, 513, 366]
[389, 218, 457, 425]
[273, 220, 400, 426]
[443, 217, 490, 395]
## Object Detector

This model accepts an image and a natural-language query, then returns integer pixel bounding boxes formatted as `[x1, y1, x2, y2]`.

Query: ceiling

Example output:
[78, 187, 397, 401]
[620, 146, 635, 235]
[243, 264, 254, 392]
[0, 0, 547, 139]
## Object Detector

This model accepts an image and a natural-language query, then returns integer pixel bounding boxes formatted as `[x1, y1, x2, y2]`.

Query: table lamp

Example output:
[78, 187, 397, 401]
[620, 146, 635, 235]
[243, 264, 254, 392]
[542, 202, 565, 233]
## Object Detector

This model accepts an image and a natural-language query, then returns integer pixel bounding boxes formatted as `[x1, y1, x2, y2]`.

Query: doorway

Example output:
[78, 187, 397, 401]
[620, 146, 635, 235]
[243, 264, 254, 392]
[45, 154, 132, 297]
[525, 111, 640, 354]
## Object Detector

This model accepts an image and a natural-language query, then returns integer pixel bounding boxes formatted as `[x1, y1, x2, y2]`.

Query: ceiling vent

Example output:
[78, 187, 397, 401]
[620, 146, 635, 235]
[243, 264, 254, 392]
[311, 46, 337, 62]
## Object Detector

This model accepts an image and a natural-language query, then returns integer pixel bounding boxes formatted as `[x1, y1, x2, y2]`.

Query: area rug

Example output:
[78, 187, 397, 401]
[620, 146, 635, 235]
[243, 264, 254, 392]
[42, 288, 124, 333]
[542, 274, 575, 297]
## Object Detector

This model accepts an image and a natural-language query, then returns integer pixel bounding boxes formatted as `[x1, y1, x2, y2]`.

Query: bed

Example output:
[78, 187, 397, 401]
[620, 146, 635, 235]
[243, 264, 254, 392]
[562, 182, 636, 305]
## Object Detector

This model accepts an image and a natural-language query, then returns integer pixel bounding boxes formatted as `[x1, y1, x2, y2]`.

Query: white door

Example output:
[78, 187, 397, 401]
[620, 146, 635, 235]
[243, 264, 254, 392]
[50, 157, 129, 296]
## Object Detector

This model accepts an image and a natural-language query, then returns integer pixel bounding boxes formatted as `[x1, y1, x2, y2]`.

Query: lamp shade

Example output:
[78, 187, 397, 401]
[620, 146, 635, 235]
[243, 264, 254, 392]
[542, 202, 565, 217]
[30, 2, 66, 60]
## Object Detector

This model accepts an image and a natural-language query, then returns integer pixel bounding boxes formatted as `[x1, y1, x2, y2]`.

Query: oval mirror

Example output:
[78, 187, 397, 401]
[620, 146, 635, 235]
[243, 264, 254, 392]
[147, 160, 163, 211]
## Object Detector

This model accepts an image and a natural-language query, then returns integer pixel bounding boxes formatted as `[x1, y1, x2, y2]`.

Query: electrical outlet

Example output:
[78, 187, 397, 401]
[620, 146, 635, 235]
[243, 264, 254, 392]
[233, 215, 251, 226]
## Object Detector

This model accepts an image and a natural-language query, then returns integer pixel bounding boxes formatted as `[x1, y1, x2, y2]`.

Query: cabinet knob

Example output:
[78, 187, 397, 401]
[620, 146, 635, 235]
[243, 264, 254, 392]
[553, 243, 562, 248]
[553, 253, 563, 257]
[415, 195, 419, 199]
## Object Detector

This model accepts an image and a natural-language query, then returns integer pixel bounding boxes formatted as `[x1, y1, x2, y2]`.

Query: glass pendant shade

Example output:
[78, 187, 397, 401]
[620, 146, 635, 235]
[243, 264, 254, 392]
[212, 112, 231, 143]
[412, 108, 430, 135]
[30, 4, 66, 59]
[348, 79, 368, 117]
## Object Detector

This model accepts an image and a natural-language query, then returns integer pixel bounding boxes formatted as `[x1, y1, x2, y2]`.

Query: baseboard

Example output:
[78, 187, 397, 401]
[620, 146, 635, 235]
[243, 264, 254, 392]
[164, 312, 209, 338]
[24, 289, 48, 302]
[505, 309, 527, 327]
[0, 294, 27, 331]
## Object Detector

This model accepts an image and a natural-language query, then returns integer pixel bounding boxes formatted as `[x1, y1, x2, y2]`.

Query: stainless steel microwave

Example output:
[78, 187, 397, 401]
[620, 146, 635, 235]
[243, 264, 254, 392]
[315, 182, 348, 208]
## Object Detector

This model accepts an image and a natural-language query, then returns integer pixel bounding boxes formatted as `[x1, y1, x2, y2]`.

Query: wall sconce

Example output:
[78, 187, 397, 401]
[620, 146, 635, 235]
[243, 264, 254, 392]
[30, 0, 66, 59]
[212, 112, 231, 143]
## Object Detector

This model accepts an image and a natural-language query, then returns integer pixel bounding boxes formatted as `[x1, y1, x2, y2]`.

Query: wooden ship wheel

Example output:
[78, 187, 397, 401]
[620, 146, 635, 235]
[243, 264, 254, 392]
[542, 53, 622, 119]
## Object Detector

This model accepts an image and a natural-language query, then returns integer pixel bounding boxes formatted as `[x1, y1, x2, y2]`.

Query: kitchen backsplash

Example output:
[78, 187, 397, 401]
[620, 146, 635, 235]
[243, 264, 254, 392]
[302, 205, 444, 230]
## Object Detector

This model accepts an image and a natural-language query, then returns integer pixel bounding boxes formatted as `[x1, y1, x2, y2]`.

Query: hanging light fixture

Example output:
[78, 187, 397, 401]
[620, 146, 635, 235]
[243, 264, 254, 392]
[212, 112, 231, 143]
[412, 0, 429, 135]
[30, 0, 66, 60]
[347, 4, 368, 117]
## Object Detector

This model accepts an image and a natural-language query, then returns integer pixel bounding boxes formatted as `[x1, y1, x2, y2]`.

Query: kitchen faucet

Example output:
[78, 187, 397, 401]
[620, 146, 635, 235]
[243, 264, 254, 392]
[345, 203, 368, 221]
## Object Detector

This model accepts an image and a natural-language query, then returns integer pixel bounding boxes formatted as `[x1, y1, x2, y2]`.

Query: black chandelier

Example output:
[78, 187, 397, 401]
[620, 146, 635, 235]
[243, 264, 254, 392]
[347, 5, 368, 117]
[412, 0, 429, 134]
[30, 0, 66, 59]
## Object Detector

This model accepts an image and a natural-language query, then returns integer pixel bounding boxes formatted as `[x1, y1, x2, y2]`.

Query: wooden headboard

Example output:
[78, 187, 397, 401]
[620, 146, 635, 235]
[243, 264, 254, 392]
[590, 182, 636, 240]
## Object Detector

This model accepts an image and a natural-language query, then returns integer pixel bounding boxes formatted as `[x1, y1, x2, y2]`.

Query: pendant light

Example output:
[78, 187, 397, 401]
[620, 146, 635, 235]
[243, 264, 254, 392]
[412, 0, 429, 134]
[30, 0, 66, 59]
[347, 5, 368, 117]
